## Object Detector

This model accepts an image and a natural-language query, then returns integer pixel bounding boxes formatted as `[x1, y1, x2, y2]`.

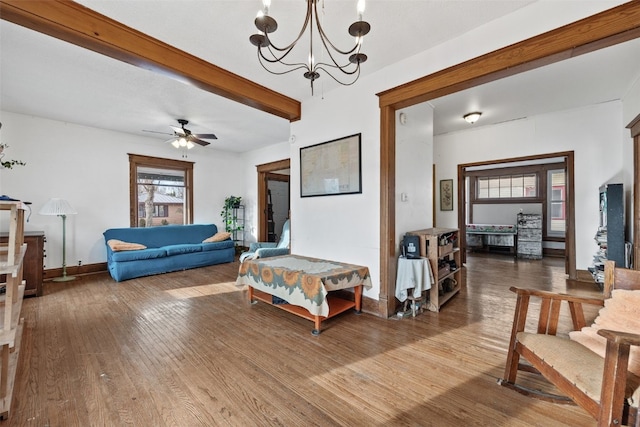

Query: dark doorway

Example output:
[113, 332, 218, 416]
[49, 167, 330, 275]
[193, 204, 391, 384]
[257, 159, 290, 242]
[266, 174, 290, 242]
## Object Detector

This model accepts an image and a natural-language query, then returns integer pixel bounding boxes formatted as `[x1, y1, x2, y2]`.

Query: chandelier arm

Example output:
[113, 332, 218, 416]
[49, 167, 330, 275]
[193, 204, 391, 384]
[257, 50, 309, 75]
[315, 36, 360, 72]
[262, 0, 314, 53]
[315, 61, 360, 76]
[315, 64, 361, 86]
[313, 0, 361, 56]
[258, 44, 305, 66]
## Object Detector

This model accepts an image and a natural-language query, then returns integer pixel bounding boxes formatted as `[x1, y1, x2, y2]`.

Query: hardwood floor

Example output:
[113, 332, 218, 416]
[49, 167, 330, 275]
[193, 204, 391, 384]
[7, 254, 602, 426]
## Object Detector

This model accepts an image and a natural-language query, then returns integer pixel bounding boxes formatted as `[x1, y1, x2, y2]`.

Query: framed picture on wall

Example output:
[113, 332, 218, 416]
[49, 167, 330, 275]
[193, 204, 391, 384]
[440, 179, 454, 211]
[300, 133, 362, 197]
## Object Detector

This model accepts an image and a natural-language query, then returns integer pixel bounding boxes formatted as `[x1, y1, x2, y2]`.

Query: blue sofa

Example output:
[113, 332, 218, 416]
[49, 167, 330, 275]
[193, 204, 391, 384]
[103, 224, 235, 282]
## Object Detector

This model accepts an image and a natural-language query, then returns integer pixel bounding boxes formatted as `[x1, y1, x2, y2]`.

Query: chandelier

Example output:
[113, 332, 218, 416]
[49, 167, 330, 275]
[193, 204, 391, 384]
[249, 0, 370, 94]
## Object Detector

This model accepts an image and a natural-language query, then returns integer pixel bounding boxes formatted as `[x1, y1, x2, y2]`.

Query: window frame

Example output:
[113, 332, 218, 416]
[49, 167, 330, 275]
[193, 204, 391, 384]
[128, 154, 194, 227]
[547, 168, 567, 238]
[467, 162, 566, 241]
[468, 164, 544, 204]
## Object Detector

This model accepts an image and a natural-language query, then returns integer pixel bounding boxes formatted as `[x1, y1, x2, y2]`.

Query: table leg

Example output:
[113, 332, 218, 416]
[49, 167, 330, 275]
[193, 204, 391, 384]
[248, 285, 257, 305]
[312, 316, 321, 336]
[354, 284, 363, 314]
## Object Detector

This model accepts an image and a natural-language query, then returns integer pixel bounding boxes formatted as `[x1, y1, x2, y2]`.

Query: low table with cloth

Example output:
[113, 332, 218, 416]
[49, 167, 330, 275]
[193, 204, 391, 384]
[466, 223, 517, 255]
[236, 255, 372, 335]
[395, 256, 433, 316]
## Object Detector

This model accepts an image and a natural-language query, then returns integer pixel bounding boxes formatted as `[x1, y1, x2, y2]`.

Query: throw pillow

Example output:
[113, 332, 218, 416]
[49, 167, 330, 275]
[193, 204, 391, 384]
[569, 289, 640, 377]
[107, 239, 147, 251]
[203, 231, 231, 243]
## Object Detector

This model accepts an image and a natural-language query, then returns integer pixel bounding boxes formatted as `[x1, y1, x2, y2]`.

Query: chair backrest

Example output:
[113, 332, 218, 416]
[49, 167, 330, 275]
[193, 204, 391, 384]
[277, 219, 290, 249]
[604, 260, 640, 298]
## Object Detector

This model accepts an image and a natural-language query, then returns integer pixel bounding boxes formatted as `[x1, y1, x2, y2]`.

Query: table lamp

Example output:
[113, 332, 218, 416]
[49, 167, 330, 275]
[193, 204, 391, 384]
[39, 198, 77, 282]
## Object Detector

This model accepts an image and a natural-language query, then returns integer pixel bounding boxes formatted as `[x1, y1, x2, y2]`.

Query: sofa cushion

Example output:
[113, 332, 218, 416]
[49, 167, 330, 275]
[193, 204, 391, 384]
[112, 247, 167, 262]
[203, 231, 231, 243]
[569, 289, 640, 377]
[107, 239, 147, 251]
[202, 239, 235, 251]
[165, 244, 203, 256]
[103, 224, 219, 248]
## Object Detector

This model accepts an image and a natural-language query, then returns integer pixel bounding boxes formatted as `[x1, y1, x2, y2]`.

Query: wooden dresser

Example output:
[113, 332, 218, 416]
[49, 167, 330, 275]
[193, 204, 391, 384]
[516, 213, 542, 259]
[0, 230, 45, 297]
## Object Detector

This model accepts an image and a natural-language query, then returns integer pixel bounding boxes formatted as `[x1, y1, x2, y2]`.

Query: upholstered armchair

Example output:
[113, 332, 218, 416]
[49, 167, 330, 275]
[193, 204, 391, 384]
[239, 219, 290, 263]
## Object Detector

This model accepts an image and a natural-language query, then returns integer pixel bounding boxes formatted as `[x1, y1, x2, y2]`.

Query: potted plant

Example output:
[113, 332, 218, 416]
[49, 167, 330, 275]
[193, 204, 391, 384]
[0, 123, 26, 170]
[220, 195, 243, 234]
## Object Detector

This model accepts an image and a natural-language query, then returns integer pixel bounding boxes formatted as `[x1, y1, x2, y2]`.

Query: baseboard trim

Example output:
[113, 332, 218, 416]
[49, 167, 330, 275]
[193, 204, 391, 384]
[44, 262, 107, 281]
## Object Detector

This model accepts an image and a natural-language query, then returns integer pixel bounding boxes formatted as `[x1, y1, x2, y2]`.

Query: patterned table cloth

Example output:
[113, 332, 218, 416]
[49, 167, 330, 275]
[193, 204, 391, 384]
[236, 255, 373, 317]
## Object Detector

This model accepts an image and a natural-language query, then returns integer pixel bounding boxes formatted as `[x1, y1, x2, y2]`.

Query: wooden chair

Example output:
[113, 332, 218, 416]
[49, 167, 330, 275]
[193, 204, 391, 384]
[498, 260, 640, 427]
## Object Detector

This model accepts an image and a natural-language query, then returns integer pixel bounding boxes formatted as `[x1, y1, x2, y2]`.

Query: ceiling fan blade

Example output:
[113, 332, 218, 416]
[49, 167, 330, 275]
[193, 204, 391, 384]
[170, 126, 186, 136]
[189, 136, 211, 146]
[194, 133, 218, 140]
[143, 129, 173, 136]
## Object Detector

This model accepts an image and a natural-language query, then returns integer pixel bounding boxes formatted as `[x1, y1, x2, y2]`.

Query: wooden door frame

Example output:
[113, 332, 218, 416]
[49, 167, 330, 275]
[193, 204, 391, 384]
[457, 152, 574, 271]
[629, 114, 640, 269]
[376, 2, 640, 318]
[257, 159, 291, 242]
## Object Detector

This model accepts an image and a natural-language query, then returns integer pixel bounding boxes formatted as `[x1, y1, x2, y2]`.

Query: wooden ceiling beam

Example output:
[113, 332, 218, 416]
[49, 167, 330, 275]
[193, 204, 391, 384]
[377, 1, 640, 110]
[0, 0, 301, 122]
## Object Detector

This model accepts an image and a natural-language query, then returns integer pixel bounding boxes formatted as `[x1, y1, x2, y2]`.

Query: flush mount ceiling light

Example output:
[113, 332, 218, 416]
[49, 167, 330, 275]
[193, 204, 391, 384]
[463, 112, 482, 124]
[249, 0, 371, 95]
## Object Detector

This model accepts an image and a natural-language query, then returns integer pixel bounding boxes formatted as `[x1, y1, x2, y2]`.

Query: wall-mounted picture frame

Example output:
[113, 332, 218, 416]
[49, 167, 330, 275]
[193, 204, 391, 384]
[300, 133, 362, 197]
[440, 179, 454, 211]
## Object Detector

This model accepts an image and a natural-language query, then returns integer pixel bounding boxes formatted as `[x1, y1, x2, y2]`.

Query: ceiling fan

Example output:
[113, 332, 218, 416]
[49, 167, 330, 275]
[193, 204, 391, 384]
[143, 119, 217, 149]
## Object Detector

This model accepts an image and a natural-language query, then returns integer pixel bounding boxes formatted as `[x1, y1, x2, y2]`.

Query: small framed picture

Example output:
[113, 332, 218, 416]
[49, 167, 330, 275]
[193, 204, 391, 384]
[440, 179, 454, 211]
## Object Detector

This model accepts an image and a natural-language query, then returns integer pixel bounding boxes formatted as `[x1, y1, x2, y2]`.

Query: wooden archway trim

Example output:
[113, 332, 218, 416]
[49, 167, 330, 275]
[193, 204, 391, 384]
[628, 114, 640, 268]
[378, 2, 640, 109]
[0, 0, 301, 122]
[378, 2, 640, 317]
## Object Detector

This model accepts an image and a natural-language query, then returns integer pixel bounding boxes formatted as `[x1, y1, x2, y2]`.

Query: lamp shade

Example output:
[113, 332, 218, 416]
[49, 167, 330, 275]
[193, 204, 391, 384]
[39, 198, 77, 216]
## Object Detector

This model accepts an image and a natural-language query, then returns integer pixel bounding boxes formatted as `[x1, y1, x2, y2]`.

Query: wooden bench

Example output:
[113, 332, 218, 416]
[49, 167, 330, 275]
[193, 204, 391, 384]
[498, 260, 640, 426]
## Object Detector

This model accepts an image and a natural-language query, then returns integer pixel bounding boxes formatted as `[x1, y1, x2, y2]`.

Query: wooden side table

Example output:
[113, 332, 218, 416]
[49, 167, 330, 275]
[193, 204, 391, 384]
[0, 231, 44, 297]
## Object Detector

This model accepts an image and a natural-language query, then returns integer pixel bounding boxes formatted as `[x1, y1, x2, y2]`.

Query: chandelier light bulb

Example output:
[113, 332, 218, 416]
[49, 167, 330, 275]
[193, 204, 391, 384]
[171, 140, 180, 148]
[357, 0, 366, 18]
[256, 10, 264, 19]
[186, 141, 195, 149]
[179, 137, 187, 147]
[262, 0, 271, 13]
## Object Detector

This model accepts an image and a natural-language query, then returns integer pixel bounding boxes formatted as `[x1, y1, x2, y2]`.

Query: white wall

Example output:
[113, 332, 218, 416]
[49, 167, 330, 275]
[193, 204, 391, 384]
[0, 111, 245, 270]
[473, 204, 542, 225]
[289, 80, 381, 299]
[434, 101, 625, 270]
[395, 104, 434, 250]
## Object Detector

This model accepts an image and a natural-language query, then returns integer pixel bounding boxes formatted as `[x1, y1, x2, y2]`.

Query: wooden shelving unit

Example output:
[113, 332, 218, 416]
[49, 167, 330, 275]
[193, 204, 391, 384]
[0, 201, 27, 420]
[407, 227, 462, 312]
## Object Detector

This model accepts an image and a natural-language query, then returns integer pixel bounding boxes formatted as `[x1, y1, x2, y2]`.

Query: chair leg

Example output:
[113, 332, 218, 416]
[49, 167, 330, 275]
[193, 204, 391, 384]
[502, 293, 529, 384]
[597, 339, 630, 427]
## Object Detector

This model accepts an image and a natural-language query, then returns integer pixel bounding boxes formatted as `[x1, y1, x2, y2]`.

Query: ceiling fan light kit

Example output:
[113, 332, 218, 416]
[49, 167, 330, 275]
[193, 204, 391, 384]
[250, 0, 370, 94]
[144, 119, 217, 151]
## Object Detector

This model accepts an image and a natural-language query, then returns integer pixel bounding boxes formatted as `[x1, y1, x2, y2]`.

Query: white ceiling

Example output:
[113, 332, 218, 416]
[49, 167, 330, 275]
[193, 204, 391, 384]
[1, 1, 639, 153]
